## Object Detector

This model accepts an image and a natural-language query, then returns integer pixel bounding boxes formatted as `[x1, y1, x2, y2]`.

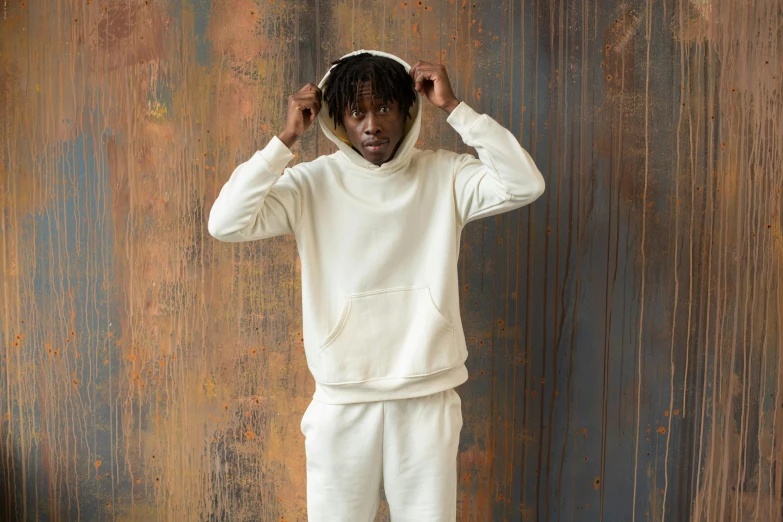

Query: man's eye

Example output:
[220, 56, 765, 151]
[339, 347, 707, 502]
[380, 107, 390, 113]
[351, 110, 361, 117]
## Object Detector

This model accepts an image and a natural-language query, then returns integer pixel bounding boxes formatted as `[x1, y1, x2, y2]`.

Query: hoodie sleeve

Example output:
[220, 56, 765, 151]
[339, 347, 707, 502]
[446, 101, 546, 227]
[207, 135, 301, 242]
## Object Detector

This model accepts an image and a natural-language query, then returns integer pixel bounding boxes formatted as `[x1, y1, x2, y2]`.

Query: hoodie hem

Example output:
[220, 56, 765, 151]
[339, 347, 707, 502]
[311, 362, 469, 404]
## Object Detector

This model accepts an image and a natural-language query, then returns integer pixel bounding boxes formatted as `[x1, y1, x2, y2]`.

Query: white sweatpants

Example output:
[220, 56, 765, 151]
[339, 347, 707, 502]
[300, 388, 463, 521]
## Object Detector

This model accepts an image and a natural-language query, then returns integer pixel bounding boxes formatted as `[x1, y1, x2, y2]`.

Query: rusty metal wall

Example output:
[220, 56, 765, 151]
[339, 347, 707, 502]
[1, 0, 781, 520]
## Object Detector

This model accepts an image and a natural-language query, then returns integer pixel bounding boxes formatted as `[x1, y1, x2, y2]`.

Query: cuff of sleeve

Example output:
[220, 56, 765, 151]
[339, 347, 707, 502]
[253, 135, 296, 174]
[445, 101, 484, 133]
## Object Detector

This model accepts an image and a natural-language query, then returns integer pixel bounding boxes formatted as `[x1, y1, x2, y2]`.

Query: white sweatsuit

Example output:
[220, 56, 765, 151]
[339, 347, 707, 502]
[208, 49, 545, 520]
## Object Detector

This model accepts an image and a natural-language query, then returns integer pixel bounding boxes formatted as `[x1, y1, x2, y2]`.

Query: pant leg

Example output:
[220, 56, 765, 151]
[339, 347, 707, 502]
[300, 398, 384, 522]
[382, 388, 463, 522]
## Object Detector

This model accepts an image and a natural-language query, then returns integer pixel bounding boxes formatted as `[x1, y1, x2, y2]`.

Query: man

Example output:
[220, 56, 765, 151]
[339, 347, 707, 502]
[208, 49, 545, 521]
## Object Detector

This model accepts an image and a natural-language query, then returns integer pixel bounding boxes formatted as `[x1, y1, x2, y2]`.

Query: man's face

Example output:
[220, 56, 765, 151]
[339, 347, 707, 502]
[342, 81, 407, 166]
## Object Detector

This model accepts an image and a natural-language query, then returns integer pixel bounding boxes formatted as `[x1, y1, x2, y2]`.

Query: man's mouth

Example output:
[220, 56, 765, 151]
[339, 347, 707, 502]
[364, 140, 388, 152]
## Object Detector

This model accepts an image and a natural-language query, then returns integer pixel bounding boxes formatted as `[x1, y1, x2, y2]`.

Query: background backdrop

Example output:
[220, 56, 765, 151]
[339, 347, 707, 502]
[1, 0, 781, 520]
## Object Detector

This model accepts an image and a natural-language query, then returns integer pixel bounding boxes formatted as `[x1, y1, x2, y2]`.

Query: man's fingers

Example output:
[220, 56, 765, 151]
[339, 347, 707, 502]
[297, 99, 321, 114]
[293, 93, 321, 104]
[296, 84, 321, 106]
[290, 86, 322, 126]
[293, 97, 317, 108]
[414, 69, 428, 91]
[305, 98, 321, 112]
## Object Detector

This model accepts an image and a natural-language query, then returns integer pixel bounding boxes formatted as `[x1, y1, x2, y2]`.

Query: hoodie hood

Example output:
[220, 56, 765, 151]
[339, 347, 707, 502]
[317, 49, 422, 173]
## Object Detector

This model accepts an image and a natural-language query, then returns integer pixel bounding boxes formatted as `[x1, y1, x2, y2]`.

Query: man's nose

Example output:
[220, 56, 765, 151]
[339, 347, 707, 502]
[364, 112, 382, 134]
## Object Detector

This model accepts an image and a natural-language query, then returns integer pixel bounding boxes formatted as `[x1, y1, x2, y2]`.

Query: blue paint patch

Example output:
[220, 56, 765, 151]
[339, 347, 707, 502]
[26, 106, 121, 518]
[189, 0, 213, 68]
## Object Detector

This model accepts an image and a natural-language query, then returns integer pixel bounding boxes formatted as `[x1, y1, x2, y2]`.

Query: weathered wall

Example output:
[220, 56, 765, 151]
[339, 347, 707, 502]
[1, 0, 781, 520]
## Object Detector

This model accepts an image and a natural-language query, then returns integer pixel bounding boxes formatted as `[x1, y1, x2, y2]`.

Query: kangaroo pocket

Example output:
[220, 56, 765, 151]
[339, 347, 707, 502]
[317, 285, 459, 384]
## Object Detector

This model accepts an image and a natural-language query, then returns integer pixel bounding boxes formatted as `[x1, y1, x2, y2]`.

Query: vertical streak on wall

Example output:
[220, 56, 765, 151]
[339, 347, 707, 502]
[689, 1, 783, 520]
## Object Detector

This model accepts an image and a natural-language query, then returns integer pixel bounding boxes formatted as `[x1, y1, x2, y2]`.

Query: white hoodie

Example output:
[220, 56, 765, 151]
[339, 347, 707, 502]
[208, 49, 545, 404]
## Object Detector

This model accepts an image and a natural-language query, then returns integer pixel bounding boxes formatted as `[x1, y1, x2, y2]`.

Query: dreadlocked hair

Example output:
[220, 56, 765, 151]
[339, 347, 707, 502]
[323, 53, 417, 131]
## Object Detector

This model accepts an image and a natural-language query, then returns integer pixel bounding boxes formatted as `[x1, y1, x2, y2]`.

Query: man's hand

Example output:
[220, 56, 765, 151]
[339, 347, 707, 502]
[409, 61, 460, 114]
[278, 83, 322, 148]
